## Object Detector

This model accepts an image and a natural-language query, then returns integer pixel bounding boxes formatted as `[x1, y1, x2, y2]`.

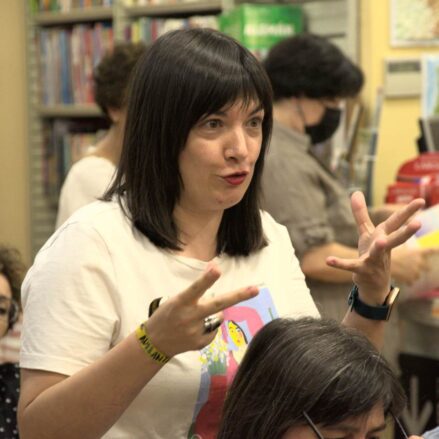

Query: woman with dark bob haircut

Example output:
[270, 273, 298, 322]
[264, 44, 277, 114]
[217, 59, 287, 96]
[218, 318, 422, 439]
[19, 28, 424, 439]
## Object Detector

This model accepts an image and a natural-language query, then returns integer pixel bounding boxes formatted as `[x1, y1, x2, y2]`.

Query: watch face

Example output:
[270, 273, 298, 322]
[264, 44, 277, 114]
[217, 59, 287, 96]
[386, 287, 400, 307]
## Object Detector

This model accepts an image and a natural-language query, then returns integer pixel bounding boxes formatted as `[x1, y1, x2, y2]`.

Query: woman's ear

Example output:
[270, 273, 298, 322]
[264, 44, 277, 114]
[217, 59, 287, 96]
[107, 107, 124, 124]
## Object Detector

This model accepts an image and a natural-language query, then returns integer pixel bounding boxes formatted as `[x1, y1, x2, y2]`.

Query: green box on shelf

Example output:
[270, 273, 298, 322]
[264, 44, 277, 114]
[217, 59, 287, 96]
[219, 3, 303, 58]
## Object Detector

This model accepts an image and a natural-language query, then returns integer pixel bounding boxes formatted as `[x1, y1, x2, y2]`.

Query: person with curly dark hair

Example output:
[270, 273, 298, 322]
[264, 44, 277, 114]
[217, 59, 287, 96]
[0, 244, 26, 439]
[56, 41, 148, 228]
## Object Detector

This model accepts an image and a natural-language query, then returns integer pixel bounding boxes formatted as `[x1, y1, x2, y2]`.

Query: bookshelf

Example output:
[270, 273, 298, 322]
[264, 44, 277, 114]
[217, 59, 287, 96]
[26, 1, 115, 256]
[34, 7, 114, 25]
[25, 0, 359, 258]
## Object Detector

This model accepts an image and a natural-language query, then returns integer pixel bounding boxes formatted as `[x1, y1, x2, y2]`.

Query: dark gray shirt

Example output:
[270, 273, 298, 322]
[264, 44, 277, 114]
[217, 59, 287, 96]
[262, 122, 357, 320]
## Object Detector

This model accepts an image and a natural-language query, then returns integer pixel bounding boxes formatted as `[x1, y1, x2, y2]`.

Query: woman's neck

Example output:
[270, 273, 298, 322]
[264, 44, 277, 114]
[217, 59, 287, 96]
[173, 206, 223, 262]
[90, 123, 123, 165]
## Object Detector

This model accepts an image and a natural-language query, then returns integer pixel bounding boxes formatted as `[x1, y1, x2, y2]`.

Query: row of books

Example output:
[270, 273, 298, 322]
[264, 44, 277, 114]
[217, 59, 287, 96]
[34, 0, 113, 12]
[38, 23, 113, 105]
[124, 0, 200, 5]
[33, 0, 202, 10]
[43, 120, 107, 200]
[127, 16, 218, 42]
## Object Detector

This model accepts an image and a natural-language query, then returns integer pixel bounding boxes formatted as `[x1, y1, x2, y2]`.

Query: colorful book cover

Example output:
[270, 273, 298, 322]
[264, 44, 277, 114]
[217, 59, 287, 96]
[414, 204, 439, 240]
[59, 29, 73, 104]
[70, 26, 81, 104]
[400, 204, 439, 300]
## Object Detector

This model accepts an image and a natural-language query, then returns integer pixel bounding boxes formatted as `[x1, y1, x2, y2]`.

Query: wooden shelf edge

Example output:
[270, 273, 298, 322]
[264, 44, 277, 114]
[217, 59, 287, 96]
[34, 7, 113, 25]
[126, 1, 222, 17]
[38, 104, 103, 118]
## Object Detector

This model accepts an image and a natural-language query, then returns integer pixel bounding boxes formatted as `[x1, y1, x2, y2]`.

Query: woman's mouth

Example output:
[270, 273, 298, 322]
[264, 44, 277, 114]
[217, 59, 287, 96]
[223, 172, 248, 186]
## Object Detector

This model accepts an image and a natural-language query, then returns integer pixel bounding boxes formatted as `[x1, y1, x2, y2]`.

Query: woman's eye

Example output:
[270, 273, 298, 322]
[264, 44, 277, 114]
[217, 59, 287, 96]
[0, 308, 8, 316]
[247, 117, 263, 128]
[204, 119, 222, 129]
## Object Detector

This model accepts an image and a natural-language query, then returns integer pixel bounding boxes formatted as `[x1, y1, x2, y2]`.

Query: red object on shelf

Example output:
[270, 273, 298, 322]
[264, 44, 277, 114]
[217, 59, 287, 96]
[385, 181, 427, 204]
[385, 152, 439, 206]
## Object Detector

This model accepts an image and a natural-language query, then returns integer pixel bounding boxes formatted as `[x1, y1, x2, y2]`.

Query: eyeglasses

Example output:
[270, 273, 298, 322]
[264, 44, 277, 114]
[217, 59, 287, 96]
[303, 410, 409, 439]
[0, 296, 19, 327]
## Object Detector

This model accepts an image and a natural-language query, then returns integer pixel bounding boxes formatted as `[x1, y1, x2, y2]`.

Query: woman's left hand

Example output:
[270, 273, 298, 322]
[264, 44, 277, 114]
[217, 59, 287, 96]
[326, 191, 425, 305]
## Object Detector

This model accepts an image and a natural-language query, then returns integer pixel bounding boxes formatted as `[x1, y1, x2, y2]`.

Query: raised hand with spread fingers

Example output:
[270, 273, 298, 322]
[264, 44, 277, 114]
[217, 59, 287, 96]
[326, 191, 425, 347]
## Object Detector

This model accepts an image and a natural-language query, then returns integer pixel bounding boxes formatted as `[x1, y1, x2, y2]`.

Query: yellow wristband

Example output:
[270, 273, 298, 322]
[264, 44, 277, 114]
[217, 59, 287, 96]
[135, 324, 170, 365]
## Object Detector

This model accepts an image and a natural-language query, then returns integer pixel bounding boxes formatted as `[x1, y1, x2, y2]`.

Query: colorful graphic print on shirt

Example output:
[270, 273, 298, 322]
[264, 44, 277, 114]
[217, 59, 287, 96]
[187, 286, 278, 439]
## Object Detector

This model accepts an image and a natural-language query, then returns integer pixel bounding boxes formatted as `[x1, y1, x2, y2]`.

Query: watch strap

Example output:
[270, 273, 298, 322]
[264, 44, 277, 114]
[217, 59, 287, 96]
[348, 285, 397, 321]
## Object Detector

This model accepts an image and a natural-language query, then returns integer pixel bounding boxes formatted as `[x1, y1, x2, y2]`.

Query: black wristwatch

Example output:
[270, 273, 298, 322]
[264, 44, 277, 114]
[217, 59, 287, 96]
[347, 285, 400, 321]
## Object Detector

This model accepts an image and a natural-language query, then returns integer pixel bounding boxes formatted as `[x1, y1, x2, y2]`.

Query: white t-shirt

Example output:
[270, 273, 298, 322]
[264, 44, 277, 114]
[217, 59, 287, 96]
[21, 201, 319, 439]
[55, 154, 116, 229]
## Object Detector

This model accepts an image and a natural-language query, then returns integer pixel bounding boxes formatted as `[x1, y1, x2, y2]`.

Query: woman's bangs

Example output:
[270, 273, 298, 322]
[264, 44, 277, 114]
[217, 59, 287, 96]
[192, 62, 268, 121]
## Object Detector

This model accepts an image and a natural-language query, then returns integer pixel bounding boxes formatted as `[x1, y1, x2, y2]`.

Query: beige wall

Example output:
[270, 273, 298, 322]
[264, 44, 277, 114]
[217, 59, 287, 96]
[0, 1, 31, 264]
[360, 0, 439, 206]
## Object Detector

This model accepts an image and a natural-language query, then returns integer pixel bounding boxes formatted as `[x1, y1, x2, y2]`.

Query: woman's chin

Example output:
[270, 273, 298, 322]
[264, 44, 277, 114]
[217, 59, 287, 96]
[216, 194, 246, 211]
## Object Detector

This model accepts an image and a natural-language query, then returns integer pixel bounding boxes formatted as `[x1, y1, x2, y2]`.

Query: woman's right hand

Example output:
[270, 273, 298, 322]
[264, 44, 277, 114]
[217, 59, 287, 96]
[143, 264, 259, 358]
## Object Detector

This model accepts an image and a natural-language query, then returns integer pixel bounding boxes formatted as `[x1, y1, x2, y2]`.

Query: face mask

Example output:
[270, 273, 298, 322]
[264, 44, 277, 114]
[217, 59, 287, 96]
[304, 106, 342, 145]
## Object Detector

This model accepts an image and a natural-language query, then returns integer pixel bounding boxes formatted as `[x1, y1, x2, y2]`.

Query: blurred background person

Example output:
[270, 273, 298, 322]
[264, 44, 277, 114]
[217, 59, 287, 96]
[262, 34, 434, 368]
[55, 41, 147, 228]
[0, 244, 25, 438]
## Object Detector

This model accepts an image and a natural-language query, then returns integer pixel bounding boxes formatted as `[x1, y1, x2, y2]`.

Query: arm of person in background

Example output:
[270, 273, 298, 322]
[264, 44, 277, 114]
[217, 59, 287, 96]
[326, 191, 425, 350]
[368, 203, 407, 225]
[301, 240, 434, 285]
[18, 266, 258, 439]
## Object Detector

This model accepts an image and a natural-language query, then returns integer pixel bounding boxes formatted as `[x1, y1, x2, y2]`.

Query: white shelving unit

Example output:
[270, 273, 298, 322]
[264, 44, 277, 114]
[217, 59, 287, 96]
[25, 0, 359, 258]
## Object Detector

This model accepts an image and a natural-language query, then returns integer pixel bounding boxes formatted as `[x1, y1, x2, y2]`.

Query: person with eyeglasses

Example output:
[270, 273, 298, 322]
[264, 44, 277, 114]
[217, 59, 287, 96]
[0, 244, 25, 439]
[218, 317, 423, 439]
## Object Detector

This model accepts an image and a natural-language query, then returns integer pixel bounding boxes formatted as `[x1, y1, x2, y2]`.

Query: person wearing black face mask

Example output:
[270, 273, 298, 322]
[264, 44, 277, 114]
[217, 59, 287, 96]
[298, 102, 342, 145]
[261, 33, 435, 371]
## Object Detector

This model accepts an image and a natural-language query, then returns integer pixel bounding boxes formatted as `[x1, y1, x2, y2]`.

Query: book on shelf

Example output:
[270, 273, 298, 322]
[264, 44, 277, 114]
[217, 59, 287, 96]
[35, 0, 113, 12]
[37, 22, 113, 106]
[128, 15, 218, 42]
[126, 0, 165, 5]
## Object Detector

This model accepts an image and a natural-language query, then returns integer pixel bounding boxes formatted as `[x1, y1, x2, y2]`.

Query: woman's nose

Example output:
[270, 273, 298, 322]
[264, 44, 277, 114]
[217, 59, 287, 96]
[224, 127, 249, 161]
